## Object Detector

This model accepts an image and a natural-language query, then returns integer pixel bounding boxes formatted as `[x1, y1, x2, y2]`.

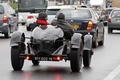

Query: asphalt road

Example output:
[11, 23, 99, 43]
[0, 26, 120, 80]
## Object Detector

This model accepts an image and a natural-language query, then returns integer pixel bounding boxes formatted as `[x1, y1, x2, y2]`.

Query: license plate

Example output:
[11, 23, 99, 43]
[71, 24, 79, 29]
[35, 57, 52, 61]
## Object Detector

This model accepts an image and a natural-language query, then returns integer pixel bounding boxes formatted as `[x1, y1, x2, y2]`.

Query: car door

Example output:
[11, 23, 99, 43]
[0, 5, 4, 26]
[4, 3, 17, 32]
[92, 10, 104, 41]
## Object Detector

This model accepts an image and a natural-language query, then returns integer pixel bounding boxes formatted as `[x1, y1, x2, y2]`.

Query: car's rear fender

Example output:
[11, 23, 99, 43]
[71, 33, 82, 49]
[83, 33, 93, 50]
[10, 31, 25, 46]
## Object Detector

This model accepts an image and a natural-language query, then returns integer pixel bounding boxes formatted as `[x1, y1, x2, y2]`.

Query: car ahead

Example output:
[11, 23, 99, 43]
[54, 8, 104, 48]
[96, 10, 107, 26]
[104, 8, 114, 20]
[0, 3, 18, 38]
[46, 6, 62, 25]
[108, 8, 120, 33]
[46, 5, 75, 24]
[26, 8, 46, 31]
[26, 5, 75, 31]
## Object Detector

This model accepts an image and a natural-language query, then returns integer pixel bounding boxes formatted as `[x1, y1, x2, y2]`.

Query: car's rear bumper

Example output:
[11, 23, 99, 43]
[26, 19, 36, 27]
[108, 23, 120, 28]
[0, 24, 9, 33]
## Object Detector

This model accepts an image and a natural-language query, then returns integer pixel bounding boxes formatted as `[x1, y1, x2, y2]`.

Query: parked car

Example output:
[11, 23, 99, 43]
[0, 3, 18, 38]
[54, 8, 104, 48]
[108, 8, 120, 33]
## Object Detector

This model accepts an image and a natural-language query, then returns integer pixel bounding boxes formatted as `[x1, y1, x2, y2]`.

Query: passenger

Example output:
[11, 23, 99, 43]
[56, 13, 74, 40]
[32, 12, 48, 30]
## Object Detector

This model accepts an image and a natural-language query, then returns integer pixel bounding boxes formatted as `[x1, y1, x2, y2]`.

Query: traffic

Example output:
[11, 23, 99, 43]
[0, 0, 120, 80]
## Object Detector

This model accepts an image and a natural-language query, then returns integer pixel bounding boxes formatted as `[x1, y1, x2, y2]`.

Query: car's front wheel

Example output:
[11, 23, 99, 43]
[4, 27, 10, 38]
[108, 28, 112, 33]
[32, 60, 39, 65]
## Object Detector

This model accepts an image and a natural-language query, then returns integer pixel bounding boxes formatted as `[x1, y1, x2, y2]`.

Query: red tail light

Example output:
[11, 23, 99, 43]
[27, 15, 34, 19]
[86, 20, 94, 30]
[3, 15, 8, 23]
[52, 56, 61, 61]
[26, 56, 30, 60]
[108, 17, 111, 22]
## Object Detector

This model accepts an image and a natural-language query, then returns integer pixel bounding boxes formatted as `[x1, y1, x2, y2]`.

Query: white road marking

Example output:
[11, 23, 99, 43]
[103, 65, 120, 80]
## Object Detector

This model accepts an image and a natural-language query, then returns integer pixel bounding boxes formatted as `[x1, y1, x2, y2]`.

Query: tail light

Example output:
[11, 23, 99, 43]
[108, 16, 111, 22]
[26, 56, 30, 60]
[86, 20, 94, 30]
[52, 56, 61, 61]
[3, 14, 8, 23]
[27, 15, 34, 19]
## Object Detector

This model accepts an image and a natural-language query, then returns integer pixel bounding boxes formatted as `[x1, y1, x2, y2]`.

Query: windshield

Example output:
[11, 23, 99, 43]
[32, 26, 63, 40]
[111, 10, 120, 17]
[58, 9, 92, 19]
[0, 5, 4, 14]
[46, 9, 60, 15]
[18, 0, 47, 9]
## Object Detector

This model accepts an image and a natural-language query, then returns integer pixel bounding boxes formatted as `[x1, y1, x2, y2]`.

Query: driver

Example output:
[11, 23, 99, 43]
[56, 13, 74, 40]
[34, 12, 48, 30]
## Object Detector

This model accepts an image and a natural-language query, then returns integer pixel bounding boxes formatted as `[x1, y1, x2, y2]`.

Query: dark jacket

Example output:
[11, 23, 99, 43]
[57, 19, 74, 40]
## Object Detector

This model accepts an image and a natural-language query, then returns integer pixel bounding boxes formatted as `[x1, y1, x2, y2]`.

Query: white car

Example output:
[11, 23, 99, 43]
[26, 6, 61, 31]
[26, 9, 46, 31]
[18, 12, 30, 25]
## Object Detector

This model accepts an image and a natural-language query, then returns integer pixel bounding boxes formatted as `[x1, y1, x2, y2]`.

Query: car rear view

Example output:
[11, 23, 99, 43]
[56, 8, 104, 48]
[0, 3, 18, 38]
[108, 9, 120, 33]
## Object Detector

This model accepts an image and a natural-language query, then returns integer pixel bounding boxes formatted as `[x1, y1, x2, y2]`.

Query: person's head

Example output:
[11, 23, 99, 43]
[57, 13, 65, 20]
[36, 12, 48, 29]
[37, 12, 48, 21]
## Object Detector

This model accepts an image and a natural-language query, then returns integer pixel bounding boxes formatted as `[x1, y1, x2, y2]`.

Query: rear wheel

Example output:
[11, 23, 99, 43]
[83, 50, 92, 67]
[11, 46, 24, 70]
[26, 26, 31, 31]
[92, 39, 97, 48]
[108, 28, 112, 33]
[22, 23, 25, 25]
[32, 60, 39, 65]
[70, 42, 83, 72]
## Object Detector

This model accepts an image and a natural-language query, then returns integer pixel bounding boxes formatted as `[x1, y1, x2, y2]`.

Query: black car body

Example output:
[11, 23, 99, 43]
[0, 3, 18, 38]
[55, 8, 104, 48]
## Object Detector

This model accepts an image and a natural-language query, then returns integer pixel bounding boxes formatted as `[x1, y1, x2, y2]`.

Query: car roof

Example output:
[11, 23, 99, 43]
[47, 5, 76, 10]
[47, 6, 61, 9]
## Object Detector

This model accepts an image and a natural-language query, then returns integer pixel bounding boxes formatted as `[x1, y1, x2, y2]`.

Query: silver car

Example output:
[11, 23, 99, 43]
[108, 8, 120, 33]
[0, 3, 18, 38]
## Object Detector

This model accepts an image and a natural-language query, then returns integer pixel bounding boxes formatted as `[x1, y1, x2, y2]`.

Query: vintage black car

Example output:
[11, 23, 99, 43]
[10, 25, 93, 72]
